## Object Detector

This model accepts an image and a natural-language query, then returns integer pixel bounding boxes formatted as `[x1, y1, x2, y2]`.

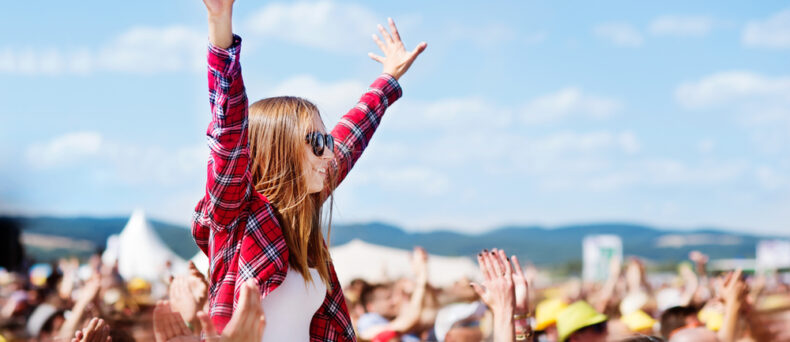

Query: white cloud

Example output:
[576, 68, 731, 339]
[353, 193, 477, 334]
[593, 22, 643, 47]
[26, 132, 103, 168]
[357, 166, 450, 196]
[522, 87, 622, 124]
[98, 26, 205, 73]
[524, 32, 548, 45]
[100, 143, 206, 185]
[650, 15, 714, 37]
[697, 139, 716, 154]
[675, 71, 790, 109]
[527, 131, 639, 156]
[26, 131, 206, 185]
[246, 1, 379, 54]
[0, 26, 204, 75]
[754, 166, 788, 190]
[676, 71, 790, 156]
[0, 48, 94, 75]
[387, 97, 513, 132]
[538, 158, 748, 192]
[264, 75, 368, 125]
[444, 22, 517, 48]
[742, 8, 790, 49]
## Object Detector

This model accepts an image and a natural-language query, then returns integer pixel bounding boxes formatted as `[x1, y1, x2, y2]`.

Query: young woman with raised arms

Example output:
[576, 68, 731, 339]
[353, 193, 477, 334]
[191, 0, 426, 340]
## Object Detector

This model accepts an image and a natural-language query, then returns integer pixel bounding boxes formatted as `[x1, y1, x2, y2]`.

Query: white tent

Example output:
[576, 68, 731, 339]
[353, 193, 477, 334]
[329, 239, 480, 287]
[191, 251, 209, 276]
[102, 209, 187, 281]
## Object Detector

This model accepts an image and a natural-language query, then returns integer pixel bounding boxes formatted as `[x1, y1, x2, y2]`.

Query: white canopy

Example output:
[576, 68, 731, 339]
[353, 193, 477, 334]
[102, 209, 187, 281]
[329, 239, 480, 287]
[191, 251, 210, 276]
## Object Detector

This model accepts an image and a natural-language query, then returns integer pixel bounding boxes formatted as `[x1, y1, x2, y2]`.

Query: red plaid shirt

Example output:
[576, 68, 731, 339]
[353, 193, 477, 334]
[191, 35, 402, 341]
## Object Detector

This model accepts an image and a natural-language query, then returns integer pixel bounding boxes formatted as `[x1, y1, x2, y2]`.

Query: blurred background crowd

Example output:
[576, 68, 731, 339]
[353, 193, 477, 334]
[1, 215, 789, 341]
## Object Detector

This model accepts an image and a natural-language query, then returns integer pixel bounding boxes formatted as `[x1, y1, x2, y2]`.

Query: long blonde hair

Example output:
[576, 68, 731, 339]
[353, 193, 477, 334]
[248, 96, 335, 286]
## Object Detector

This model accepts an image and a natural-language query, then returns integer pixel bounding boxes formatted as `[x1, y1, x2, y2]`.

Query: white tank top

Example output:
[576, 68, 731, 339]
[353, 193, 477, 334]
[260, 267, 327, 341]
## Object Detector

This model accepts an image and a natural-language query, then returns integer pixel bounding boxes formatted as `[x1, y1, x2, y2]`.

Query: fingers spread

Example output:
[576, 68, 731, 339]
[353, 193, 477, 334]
[371, 34, 387, 53]
[377, 24, 393, 44]
[368, 53, 384, 63]
[387, 18, 402, 43]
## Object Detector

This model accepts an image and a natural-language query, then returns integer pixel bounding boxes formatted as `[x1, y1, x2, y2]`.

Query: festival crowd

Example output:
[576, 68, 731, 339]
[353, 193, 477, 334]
[1, 239, 788, 342]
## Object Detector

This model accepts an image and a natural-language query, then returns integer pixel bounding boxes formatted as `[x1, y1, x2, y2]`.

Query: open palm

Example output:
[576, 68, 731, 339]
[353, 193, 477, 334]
[369, 18, 427, 81]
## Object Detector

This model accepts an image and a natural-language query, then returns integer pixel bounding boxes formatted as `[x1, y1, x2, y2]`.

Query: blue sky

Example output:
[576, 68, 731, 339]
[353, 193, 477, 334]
[1, 1, 788, 235]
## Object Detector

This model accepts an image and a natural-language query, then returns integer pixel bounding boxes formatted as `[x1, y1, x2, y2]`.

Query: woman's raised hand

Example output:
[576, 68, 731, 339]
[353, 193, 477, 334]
[203, 0, 235, 49]
[202, 0, 234, 17]
[369, 18, 427, 81]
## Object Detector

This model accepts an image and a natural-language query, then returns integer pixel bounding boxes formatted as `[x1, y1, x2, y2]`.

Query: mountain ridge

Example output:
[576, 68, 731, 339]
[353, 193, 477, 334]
[4, 215, 780, 265]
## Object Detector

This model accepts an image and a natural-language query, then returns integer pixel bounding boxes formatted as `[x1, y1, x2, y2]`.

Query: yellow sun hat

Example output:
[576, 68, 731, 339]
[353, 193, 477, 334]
[557, 301, 608, 342]
[698, 308, 723, 331]
[127, 277, 151, 292]
[621, 309, 656, 332]
[535, 298, 569, 331]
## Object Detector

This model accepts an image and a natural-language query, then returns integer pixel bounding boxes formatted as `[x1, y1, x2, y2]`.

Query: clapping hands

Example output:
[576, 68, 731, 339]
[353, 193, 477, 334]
[169, 262, 208, 327]
[154, 279, 265, 342]
[71, 317, 111, 342]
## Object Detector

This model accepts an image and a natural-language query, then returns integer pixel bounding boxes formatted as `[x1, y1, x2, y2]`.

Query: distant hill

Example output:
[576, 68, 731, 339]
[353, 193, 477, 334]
[328, 222, 766, 266]
[10, 216, 199, 261]
[4, 216, 779, 266]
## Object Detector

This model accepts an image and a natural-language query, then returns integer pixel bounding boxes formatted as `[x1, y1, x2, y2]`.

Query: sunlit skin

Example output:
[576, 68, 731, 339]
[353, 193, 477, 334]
[303, 113, 334, 194]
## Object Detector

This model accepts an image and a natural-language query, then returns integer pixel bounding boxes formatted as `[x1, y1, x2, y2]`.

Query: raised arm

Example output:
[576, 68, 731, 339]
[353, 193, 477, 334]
[205, 0, 234, 49]
[328, 18, 426, 189]
[193, 0, 251, 243]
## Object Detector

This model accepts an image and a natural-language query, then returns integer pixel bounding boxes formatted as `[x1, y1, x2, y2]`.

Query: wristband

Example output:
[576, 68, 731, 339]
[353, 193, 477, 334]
[515, 331, 533, 341]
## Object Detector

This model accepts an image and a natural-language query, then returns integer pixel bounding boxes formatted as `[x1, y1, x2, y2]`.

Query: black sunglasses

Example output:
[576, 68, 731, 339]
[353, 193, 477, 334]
[305, 131, 335, 157]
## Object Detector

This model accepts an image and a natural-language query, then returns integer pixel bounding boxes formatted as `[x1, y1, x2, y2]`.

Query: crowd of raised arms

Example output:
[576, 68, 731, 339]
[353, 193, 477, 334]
[1, 244, 789, 341]
[1, 0, 789, 341]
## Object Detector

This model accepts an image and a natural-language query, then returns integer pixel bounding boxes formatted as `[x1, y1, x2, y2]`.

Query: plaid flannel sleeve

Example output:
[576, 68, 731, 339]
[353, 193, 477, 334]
[329, 74, 402, 187]
[193, 35, 251, 245]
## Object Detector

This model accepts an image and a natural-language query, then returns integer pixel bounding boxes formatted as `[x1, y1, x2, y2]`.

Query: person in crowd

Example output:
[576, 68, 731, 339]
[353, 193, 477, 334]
[659, 306, 701, 339]
[191, 0, 426, 339]
[471, 249, 531, 342]
[357, 247, 429, 341]
[668, 327, 718, 342]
